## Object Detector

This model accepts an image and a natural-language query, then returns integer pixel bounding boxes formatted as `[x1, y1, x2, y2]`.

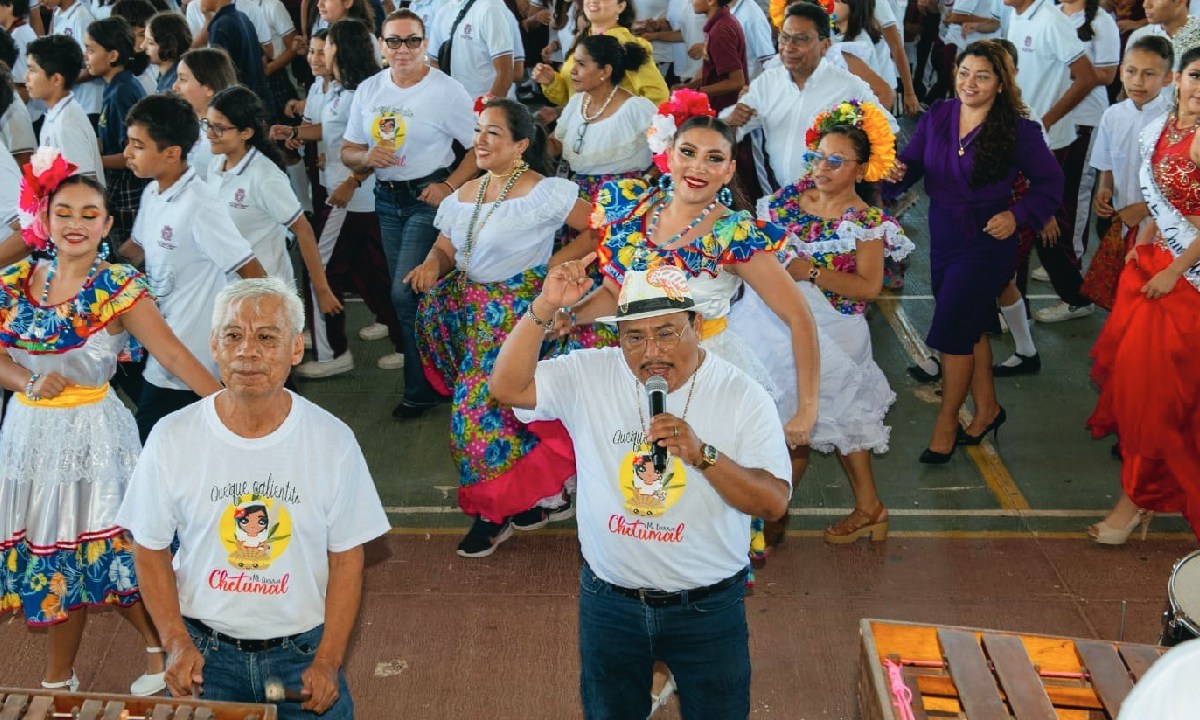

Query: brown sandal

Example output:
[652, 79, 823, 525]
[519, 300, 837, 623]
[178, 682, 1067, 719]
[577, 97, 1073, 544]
[824, 505, 888, 544]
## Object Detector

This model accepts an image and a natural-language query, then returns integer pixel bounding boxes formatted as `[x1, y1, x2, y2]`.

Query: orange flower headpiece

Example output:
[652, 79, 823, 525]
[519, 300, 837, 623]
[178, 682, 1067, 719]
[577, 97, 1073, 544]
[805, 100, 896, 182]
[770, 0, 837, 32]
[18, 147, 79, 251]
[646, 88, 716, 173]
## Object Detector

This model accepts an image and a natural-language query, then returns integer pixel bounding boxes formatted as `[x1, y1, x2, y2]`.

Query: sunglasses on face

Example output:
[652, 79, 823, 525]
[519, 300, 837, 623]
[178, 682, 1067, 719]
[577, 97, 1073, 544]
[382, 35, 424, 50]
[802, 150, 856, 171]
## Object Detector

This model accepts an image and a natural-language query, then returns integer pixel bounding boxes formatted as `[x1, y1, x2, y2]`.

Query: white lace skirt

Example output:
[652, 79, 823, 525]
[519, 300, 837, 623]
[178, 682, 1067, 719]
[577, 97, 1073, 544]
[701, 324, 782, 402]
[729, 282, 895, 454]
[0, 389, 141, 549]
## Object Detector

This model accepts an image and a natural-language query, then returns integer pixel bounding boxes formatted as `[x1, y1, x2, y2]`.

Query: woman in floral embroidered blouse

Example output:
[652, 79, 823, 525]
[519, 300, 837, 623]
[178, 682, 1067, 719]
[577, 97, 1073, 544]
[732, 126, 914, 544]
[0, 166, 220, 695]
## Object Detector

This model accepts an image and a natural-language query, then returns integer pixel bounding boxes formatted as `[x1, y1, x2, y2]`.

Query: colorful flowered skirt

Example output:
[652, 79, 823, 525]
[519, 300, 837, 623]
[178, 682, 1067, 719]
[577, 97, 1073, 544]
[417, 266, 616, 523]
[0, 389, 143, 626]
[1082, 222, 1138, 311]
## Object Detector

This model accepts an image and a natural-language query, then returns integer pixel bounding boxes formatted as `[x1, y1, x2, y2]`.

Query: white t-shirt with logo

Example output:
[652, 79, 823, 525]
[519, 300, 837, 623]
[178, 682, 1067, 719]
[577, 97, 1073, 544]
[39, 93, 106, 187]
[515, 348, 792, 592]
[1007, 0, 1087, 150]
[1064, 7, 1119, 128]
[433, 0, 516, 98]
[51, 1, 103, 114]
[131, 168, 256, 390]
[207, 149, 303, 280]
[116, 391, 391, 641]
[343, 67, 476, 183]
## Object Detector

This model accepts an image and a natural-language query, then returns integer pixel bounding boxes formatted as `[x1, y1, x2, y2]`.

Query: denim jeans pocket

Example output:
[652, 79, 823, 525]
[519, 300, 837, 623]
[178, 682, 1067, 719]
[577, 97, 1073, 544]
[689, 583, 745, 614]
[185, 625, 212, 655]
[282, 626, 324, 657]
[579, 564, 609, 596]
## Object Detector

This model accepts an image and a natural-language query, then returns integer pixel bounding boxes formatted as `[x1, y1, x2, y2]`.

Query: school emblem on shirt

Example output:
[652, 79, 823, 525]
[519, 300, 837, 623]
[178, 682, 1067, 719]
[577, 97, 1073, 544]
[619, 445, 687, 517]
[461, 23, 473, 39]
[158, 225, 176, 250]
[220, 493, 293, 570]
[231, 188, 249, 210]
[372, 111, 406, 149]
[1023, 36, 1032, 48]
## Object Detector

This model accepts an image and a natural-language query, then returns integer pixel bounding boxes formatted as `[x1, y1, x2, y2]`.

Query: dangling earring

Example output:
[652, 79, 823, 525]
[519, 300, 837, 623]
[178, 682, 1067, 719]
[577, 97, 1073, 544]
[717, 186, 733, 206]
[1176, 85, 1182, 109]
[658, 174, 674, 192]
[98, 241, 111, 260]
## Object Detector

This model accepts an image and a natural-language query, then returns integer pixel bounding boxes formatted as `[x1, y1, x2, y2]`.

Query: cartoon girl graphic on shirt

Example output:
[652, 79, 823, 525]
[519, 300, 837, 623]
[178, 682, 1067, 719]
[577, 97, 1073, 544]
[223, 494, 292, 570]
[372, 112, 406, 149]
[620, 448, 686, 517]
[235, 503, 271, 553]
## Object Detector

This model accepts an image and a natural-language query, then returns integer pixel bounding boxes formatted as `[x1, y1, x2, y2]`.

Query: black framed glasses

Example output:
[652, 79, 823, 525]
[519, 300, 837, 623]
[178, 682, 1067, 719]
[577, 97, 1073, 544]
[382, 35, 424, 50]
[199, 118, 235, 136]
[572, 123, 589, 154]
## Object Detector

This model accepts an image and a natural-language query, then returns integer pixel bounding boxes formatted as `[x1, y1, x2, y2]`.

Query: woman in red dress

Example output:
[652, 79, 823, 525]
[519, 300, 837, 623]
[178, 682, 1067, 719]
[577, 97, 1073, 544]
[1086, 46, 1200, 544]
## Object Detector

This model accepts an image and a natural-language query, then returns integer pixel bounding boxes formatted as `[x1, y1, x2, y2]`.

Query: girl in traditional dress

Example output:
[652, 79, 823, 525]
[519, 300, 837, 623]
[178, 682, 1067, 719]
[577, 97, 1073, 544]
[732, 100, 913, 543]
[405, 99, 614, 558]
[0, 151, 221, 693]
[1086, 46, 1200, 544]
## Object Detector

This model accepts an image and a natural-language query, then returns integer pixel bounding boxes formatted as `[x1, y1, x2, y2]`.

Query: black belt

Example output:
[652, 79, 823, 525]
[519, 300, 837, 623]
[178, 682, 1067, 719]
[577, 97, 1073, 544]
[376, 168, 450, 193]
[605, 567, 748, 608]
[185, 617, 299, 653]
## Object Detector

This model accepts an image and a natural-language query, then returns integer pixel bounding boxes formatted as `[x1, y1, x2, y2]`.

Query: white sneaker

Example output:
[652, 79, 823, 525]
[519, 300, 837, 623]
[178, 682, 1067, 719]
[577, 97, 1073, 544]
[1031, 266, 1050, 282]
[1034, 301, 1094, 324]
[358, 322, 389, 341]
[294, 352, 354, 379]
[377, 352, 405, 370]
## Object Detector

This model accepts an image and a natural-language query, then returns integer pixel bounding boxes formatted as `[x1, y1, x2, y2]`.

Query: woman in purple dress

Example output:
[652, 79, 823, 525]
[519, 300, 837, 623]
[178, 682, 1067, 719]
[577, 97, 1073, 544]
[887, 40, 1063, 463]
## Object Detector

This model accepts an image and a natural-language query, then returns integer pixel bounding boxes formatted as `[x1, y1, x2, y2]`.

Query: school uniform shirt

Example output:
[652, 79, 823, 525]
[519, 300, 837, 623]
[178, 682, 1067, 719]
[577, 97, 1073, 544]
[731, 0, 775, 78]
[720, 60, 893, 187]
[343, 67, 475, 185]
[7, 21, 42, 121]
[1090, 95, 1167, 212]
[0, 101, 37, 156]
[1064, 8, 1119, 129]
[1127, 17, 1200, 71]
[945, 0, 1001, 46]
[207, 3, 275, 115]
[431, 0, 516, 99]
[239, 0, 295, 57]
[207, 149, 303, 280]
[303, 76, 328, 189]
[0, 139, 20, 227]
[51, 1, 103, 114]
[98, 70, 145, 156]
[116, 391, 390, 641]
[868, 0, 899, 87]
[131, 167, 255, 390]
[189, 134, 215, 181]
[40, 93, 106, 187]
[514, 348, 791, 592]
[1006, 0, 1087, 151]
[667, 0, 707, 81]
[315, 82, 373, 212]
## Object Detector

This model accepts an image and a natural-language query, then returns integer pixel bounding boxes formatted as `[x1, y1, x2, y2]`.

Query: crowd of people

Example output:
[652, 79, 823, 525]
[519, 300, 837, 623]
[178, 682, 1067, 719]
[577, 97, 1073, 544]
[0, 0, 1198, 715]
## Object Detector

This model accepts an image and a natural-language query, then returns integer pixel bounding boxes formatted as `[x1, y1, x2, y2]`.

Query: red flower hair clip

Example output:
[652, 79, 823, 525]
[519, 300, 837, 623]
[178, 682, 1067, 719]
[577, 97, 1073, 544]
[18, 147, 79, 252]
[473, 94, 496, 116]
[646, 89, 717, 173]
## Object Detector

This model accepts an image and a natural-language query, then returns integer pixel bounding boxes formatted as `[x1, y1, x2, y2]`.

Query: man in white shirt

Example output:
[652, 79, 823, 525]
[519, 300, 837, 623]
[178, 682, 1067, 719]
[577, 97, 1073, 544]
[117, 278, 390, 720]
[1127, 0, 1200, 70]
[431, 0, 515, 99]
[1005, 0, 1101, 323]
[731, 0, 774, 78]
[491, 261, 792, 719]
[118, 94, 266, 440]
[25, 34, 105, 185]
[721, 1, 893, 189]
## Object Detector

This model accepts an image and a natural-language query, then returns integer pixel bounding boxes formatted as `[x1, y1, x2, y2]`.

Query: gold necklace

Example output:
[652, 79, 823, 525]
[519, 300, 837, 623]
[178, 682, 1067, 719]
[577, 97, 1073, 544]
[487, 160, 528, 179]
[1168, 114, 1199, 145]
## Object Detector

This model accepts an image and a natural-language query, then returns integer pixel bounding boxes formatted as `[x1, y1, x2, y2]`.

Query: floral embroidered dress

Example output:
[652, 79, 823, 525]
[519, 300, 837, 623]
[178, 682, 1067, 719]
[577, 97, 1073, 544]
[731, 179, 914, 453]
[593, 178, 787, 569]
[0, 261, 151, 625]
[417, 178, 616, 524]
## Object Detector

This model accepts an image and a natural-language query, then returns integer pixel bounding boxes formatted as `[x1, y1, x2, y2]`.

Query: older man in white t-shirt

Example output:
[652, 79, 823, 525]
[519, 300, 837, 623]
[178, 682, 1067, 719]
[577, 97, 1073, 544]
[118, 278, 390, 720]
[491, 260, 792, 719]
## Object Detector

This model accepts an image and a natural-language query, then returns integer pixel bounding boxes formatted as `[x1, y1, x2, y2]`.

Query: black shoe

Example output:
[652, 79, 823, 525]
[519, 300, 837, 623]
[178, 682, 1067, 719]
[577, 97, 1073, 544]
[992, 352, 1041, 377]
[511, 500, 574, 531]
[456, 518, 513, 558]
[956, 406, 1007, 446]
[907, 357, 941, 383]
[919, 446, 956, 464]
[392, 399, 438, 419]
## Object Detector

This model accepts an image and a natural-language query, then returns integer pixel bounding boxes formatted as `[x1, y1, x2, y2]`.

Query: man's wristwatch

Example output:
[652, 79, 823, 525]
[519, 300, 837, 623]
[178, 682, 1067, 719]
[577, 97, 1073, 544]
[698, 443, 719, 470]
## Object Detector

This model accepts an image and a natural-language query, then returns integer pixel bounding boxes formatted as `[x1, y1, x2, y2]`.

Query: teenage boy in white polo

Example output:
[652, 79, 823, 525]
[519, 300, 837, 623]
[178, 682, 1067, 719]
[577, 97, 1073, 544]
[25, 35, 105, 184]
[430, 0, 515, 99]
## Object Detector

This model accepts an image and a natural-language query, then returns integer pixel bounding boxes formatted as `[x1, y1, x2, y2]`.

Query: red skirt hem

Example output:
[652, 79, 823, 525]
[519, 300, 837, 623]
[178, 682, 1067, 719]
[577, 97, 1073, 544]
[457, 420, 576, 523]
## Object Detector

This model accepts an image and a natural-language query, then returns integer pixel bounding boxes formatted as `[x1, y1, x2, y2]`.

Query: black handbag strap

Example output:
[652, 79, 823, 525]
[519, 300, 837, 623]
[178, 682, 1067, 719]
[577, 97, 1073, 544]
[445, 0, 479, 54]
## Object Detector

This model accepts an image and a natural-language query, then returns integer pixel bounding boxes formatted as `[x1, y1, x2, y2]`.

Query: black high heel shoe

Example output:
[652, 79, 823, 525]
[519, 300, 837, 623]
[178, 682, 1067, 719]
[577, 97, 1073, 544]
[956, 406, 1007, 446]
[919, 446, 956, 464]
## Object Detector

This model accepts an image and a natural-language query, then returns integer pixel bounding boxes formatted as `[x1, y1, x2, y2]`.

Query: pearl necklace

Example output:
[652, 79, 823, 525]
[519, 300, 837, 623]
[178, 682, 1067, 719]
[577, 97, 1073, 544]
[464, 163, 528, 270]
[647, 190, 718, 249]
[581, 85, 619, 123]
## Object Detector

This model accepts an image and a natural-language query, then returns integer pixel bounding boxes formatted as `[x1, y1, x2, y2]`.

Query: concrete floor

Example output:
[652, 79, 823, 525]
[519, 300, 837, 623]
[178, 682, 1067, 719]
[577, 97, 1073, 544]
[1, 195, 1196, 717]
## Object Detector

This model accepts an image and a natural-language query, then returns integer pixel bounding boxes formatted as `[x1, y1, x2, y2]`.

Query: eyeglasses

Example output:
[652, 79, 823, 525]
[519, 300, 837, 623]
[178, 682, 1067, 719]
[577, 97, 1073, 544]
[382, 35, 424, 50]
[802, 150, 857, 171]
[200, 118, 236, 136]
[778, 31, 818, 47]
[619, 326, 689, 352]
[572, 123, 589, 154]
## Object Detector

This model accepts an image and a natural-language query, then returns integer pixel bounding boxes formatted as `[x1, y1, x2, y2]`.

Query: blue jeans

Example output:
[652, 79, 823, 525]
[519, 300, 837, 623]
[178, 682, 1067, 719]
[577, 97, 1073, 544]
[183, 623, 353, 720]
[578, 563, 751, 720]
[374, 184, 442, 404]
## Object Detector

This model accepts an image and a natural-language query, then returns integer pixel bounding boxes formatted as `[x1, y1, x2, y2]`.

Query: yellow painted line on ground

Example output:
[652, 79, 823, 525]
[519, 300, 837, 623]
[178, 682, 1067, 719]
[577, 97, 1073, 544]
[876, 298, 1032, 512]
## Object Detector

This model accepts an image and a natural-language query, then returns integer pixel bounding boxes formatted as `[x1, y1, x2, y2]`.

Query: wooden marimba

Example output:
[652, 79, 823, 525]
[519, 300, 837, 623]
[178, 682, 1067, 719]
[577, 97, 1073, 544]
[0, 687, 277, 719]
[859, 619, 1168, 719]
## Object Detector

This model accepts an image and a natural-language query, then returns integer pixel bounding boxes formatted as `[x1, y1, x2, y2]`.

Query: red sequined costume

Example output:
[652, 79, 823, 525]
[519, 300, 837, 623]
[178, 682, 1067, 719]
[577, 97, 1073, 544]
[1087, 122, 1200, 538]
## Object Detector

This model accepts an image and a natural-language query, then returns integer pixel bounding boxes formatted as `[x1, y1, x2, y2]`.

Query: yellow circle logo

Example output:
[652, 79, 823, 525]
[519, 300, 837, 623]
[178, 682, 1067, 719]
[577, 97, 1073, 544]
[619, 445, 687, 517]
[220, 494, 293, 570]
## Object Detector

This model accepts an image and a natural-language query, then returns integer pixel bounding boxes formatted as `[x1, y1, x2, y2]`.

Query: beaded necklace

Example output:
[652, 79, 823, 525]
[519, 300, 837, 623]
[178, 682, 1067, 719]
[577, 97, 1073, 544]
[35, 250, 104, 323]
[463, 162, 528, 271]
[647, 191, 718, 249]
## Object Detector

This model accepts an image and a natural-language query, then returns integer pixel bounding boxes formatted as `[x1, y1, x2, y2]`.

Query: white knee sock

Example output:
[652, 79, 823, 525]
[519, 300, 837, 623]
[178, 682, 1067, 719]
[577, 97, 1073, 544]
[1001, 299, 1037, 357]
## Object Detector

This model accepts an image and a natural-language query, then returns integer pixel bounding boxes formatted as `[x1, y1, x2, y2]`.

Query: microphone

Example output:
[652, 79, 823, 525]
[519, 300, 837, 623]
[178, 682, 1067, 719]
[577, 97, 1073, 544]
[645, 376, 668, 473]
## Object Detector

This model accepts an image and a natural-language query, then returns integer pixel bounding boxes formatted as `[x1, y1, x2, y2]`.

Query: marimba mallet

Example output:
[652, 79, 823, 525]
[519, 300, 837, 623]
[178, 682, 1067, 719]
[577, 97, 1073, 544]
[263, 678, 310, 704]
